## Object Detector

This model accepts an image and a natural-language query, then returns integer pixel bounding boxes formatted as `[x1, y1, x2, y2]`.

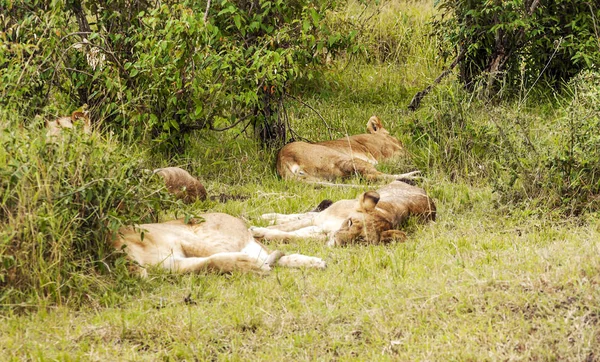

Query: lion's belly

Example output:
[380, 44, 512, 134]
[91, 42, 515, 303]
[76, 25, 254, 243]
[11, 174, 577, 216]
[185, 213, 253, 254]
[117, 213, 254, 265]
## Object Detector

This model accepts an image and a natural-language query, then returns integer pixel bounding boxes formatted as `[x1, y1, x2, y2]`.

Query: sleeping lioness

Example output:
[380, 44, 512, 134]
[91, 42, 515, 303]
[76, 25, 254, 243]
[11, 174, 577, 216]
[46, 110, 91, 142]
[276, 116, 418, 182]
[251, 181, 435, 246]
[113, 213, 326, 276]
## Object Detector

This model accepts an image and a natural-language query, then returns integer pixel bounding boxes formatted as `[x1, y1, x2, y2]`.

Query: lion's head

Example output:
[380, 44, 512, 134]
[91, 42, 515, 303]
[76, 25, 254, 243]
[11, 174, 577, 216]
[328, 191, 406, 246]
[46, 109, 91, 141]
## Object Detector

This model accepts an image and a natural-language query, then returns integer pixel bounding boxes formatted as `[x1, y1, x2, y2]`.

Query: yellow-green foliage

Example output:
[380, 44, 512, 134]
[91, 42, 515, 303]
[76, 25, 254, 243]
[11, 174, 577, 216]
[0, 112, 177, 305]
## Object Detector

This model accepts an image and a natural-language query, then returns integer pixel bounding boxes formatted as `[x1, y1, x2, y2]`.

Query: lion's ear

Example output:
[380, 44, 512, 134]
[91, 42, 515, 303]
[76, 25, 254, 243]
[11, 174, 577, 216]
[380, 230, 406, 244]
[366, 116, 384, 134]
[359, 191, 380, 212]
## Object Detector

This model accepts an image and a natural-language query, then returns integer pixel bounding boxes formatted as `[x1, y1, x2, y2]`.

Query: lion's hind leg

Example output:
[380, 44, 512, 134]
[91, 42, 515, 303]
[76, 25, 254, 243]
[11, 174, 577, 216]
[168, 253, 270, 274]
[277, 254, 327, 269]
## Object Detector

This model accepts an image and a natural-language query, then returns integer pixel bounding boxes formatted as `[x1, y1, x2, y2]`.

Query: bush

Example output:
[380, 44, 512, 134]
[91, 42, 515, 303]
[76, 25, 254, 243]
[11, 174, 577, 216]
[434, 0, 600, 95]
[409, 71, 600, 215]
[1, 0, 355, 152]
[0, 113, 176, 306]
[508, 71, 600, 214]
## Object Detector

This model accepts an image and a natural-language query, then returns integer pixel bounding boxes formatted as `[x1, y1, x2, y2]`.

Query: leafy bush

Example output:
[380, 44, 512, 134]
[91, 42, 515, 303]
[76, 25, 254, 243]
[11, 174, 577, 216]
[434, 0, 600, 95]
[408, 70, 600, 215]
[497, 71, 600, 214]
[0, 114, 176, 306]
[1, 0, 355, 152]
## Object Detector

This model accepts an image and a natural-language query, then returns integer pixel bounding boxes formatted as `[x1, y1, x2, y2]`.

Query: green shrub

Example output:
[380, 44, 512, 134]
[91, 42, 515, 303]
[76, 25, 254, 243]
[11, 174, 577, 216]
[463, 71, 600, 215]
[502, 71, 600, 214]
[434, 0, 600, 95]
[1, 0, 355, 152]
[0, 113, 176, 306]
[408, 70, 600, 215]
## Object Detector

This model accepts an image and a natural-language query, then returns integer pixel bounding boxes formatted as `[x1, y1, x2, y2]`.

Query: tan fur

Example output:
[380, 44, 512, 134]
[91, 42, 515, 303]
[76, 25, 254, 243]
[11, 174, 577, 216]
[276, 116, 411, 181]
[46, 110, 91, 141]
[153, 167, 207, 203]
[113, 213, 326, 276]
[251, 181, 436, 246]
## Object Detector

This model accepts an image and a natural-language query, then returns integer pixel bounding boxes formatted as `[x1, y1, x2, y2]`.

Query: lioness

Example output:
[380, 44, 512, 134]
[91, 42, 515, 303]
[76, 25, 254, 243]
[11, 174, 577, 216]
[46, 110, 91, 141]
[113, 213, 327, 276]
[251, 181, 435, 246]
[153, 167, 207, 203]
[277, 116, 417, 182]
[317, 116, 404, 164]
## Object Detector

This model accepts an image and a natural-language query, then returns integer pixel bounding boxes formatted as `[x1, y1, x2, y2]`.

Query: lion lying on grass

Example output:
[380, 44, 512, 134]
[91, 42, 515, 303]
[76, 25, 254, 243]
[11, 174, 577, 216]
[251, 181, 436, 246]
[113, 213, 326, 276]
[276, 116, 419, 182]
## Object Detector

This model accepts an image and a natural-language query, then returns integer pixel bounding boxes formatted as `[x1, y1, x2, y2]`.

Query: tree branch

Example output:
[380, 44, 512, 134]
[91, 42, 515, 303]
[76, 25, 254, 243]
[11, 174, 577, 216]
[204, 0, 211, 22]
[408, 48, 466, 111]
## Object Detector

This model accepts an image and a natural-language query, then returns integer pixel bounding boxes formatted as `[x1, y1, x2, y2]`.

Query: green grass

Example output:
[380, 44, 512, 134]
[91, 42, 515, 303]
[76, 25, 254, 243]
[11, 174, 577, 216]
[2, 0, 600, 360]
[2, 184, 599, 360]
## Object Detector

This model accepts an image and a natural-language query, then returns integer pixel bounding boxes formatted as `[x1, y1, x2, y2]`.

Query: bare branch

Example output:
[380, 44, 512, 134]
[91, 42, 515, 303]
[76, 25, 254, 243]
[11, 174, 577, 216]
[528, 0, 540, 15]
[204, 0, 211, 22]
[408, 48, 466, 111]
[209, 113, 253, 132]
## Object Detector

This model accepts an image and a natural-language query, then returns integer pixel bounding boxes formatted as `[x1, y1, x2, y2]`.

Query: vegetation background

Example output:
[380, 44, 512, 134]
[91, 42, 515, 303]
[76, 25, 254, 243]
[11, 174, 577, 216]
[1, 0, 600, 359]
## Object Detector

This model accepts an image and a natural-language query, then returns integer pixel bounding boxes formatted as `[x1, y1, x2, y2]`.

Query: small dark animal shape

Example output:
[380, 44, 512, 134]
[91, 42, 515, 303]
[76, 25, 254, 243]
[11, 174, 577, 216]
[276, 116, 419, 182]
[251, 181, 436, 246]
[46, 109, 91, 142]
[311, 199, 334, 212]
[113, 213, 326, 276]
[153, 167, 207, 203]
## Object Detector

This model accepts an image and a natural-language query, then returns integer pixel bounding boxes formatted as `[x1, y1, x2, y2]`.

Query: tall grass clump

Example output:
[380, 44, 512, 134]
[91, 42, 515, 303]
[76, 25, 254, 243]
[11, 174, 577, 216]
[493, 71, 600, 215]
[324, 0, 441, 91]
[403, 84, 501, 182]
[405, 71, 600, 215]
[335, 0, 437, 64]
[0, 112, 175, 307]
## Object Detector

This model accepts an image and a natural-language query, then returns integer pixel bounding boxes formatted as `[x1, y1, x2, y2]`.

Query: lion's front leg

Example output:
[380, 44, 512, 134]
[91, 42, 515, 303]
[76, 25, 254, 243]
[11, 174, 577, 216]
[250, 225, 328, 242]
[261, 212, 317, 225]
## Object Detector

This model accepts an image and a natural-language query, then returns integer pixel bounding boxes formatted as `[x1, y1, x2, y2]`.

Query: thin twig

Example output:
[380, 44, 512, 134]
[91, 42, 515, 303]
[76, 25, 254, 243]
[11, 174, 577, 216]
[587, 2, 600, 52]
[64, 67, 94, 77]
[285, 94, 335, 140]
[307, 181, 365, 188]
[204, 0, 211, 22]
[209, 113, 252, 131]
[518, 37, 563, 109]
[281, 89, 309, 142]
[408, 48, 466, 111]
